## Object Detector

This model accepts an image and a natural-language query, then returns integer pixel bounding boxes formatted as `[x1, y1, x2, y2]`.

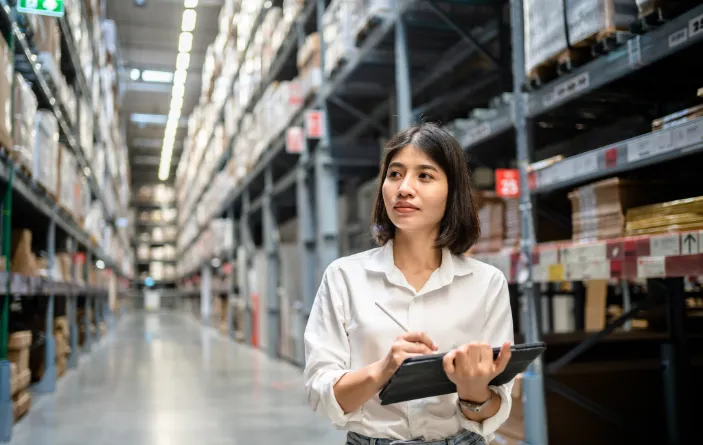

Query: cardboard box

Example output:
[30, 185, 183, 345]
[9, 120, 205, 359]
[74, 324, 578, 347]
[12, 74, 37, 170]
[566, 0, 639, 47]
[10, 230, 38, 277]
[13, 390, 31, 421]
[34, 16, 61, 65]
[32, 110, 60, 196]
[8, 349, 29, 373]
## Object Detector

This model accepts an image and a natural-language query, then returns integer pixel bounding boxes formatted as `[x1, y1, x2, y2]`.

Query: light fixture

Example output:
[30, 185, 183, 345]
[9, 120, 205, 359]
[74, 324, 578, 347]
[141, 69, 174, 83]
[96, 260, 106, 270]
[184, 0, 198, 7]
[178, 32, 193, 52]
[264, 0, 272, 8]
[172, 82, 185, 98]
[130, 68, 141, 80]
[173, 69, 187, 85]
[181, 9, 197, 32]
[176, 52, 190, 70]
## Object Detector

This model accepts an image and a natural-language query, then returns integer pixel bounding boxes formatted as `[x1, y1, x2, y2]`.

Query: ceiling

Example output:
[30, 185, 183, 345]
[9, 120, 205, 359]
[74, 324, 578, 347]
[105, 0, 223, 188]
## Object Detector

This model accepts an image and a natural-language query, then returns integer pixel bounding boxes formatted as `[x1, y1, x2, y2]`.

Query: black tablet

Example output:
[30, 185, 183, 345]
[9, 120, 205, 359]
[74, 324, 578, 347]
[378, 342, 546, 405]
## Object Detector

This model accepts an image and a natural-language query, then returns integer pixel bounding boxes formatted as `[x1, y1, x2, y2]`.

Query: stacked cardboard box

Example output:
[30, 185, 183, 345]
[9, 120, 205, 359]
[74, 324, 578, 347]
[491, 375, 524, 445]
[32, 111, 60, 197]
[12, 74, 38, 171]
[322, 0, 357, 76]
[54, 317, 71, 377]
[625, 195, 703, 236]
[503, 198, 521, 249]
[473, 192, 506, 253]
[568, 178, 678, 242]
[8, 331, 32, 422]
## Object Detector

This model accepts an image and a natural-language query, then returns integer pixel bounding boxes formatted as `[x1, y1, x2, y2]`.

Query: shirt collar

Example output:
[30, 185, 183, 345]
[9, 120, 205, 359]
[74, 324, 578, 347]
[364, 240, 474, 293]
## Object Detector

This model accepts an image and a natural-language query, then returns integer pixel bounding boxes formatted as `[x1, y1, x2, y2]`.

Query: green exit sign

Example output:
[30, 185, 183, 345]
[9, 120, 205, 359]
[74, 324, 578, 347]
[17, 0, 65, 17]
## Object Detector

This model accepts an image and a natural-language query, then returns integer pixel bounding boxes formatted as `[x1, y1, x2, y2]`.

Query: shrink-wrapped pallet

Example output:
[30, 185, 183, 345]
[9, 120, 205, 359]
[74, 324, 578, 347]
[565, 0, 638, 47]
[32, 111, 59, 197]
[12, 74, 37, 171]
[524, 0, 568, 75]
[322, 0, 357, 76]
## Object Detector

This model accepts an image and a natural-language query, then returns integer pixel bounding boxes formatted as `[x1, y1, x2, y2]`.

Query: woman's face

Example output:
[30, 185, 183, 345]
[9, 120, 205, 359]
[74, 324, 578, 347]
[382, 145, 449, 236]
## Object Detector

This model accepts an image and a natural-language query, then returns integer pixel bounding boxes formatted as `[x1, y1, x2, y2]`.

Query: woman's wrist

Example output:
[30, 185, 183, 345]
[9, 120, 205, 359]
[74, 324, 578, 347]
[368, 360, 393, 389]
[457, 384, 492, 403]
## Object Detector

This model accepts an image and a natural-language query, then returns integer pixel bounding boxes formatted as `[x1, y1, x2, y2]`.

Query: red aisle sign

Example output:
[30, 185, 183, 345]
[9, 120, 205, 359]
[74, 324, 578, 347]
[285, 127, 305, 154]
[305, 110, 325, 139]
[495, 169, 520, 198]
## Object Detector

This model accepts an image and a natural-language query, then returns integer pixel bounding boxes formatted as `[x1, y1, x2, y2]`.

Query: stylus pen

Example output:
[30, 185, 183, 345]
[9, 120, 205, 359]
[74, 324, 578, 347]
[375, 301, 409, 332]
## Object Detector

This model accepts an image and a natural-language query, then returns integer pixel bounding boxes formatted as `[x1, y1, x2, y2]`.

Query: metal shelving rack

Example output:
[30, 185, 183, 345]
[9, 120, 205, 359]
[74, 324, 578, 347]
[0, 2, 132, 440]
[177, 1, 702, 444]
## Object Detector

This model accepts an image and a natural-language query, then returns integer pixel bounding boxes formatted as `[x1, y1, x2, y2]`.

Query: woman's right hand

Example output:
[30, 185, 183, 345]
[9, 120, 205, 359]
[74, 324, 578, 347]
[373, 331, 438, 384]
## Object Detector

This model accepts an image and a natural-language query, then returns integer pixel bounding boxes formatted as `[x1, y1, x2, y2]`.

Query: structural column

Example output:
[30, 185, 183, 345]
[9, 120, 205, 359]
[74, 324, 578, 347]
[67, 240, 79, 369]
[239, 191, 254, 344]
[263, 168, 281, 357]
[296, 161, 316, 366]
[226, 208, 237, 338]
[510, 1, 548, 444]
[200, 264, 212, 326]
[36, 217, 56, 393]
[394, 0, 412, 129]
[83, 252, 93, 353]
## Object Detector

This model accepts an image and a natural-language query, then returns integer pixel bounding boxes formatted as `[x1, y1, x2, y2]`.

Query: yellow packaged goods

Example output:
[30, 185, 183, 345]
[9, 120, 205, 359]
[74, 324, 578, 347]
[626, 196, 703, 236]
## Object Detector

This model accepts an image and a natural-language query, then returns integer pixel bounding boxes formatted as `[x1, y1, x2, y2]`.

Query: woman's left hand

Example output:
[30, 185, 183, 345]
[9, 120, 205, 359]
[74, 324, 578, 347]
[442, 341, 512, 402]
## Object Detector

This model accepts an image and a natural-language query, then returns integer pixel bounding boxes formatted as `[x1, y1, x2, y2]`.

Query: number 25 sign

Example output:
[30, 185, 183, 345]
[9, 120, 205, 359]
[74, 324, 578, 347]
[495, 169, 520, 198]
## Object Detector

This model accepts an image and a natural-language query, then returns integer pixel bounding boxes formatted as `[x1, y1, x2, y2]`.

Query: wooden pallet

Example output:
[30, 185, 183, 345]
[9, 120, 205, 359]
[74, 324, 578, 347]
[526, 48, 592, 90]
[570, 27, 634, 56]
[631, 0, 699, 32]
[35, 181, 58, 204]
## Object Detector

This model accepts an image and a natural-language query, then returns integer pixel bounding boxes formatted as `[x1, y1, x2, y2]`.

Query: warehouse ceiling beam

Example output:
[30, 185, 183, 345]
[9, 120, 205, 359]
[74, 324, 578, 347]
[329, 96, 388, 134]
[411, 71, 501, 118]
[344, 22, 500, 140]
[423, 0, 503, 71]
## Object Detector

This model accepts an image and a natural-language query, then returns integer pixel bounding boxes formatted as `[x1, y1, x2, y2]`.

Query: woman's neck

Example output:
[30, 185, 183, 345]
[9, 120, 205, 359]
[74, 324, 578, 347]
[393, 230, 442, 273]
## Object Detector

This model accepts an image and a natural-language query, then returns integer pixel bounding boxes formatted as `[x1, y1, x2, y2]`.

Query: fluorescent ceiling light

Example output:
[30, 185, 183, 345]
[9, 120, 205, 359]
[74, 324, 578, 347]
[130, 68, 141, 80]
[170, 95, 184, 111]
[141, 69, 174, 83]
[181, 9, 197, 32]
[264, 0, 272, 8]
[184, 0, 198, 7]
[174, 69, 187, 85]
[179, 32, 193, 53]
[176, 52, 190, 70]
[172, 82, 185, 98]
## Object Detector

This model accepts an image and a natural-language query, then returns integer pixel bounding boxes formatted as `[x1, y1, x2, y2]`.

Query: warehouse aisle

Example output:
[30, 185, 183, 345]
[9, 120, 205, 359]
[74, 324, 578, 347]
[10, 312, 345, 445]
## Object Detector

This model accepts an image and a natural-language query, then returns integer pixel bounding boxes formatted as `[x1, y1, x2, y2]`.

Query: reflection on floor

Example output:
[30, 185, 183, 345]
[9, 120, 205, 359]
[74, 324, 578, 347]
[10, 312, 344, 445]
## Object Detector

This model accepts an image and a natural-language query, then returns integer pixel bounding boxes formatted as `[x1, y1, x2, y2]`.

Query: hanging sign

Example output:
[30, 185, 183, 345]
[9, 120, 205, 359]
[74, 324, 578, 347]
[18, 0, 65, 17]
[305, 110, 326, 139]
[285, 127, 305, 154]
[495, 169, 520, 198]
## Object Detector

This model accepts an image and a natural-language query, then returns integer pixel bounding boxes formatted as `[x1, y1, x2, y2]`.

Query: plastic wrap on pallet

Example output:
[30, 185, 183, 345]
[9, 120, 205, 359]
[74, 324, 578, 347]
[565, 0, 638, 47]
[32, 110, 59, 197]
[323, 0, 357, 76]
[80, 98, 94, 163]
[523, 0, 568, 74]
[58, 144, 75, 210]
[0, 35, 13, 151]
[261, 7, 283, 75]
[12, 74, 37, 171]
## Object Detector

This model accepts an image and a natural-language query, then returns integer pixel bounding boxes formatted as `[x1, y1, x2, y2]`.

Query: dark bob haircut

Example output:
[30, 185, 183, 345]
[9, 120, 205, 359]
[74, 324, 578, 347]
[371, 122, 480, 255]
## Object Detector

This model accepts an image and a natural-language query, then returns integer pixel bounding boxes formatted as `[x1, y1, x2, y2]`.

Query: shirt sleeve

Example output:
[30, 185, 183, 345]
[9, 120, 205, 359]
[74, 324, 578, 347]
[457, 270, 516, 439]
[303, 264, 363, 429]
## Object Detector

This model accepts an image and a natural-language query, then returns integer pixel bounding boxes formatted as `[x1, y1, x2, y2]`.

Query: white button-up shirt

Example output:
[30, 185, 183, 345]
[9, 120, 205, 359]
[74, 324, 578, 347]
[303, 241, 515, 442]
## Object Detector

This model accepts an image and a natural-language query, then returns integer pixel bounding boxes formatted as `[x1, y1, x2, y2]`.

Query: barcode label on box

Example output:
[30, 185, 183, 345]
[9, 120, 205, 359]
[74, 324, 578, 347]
[637, 257, 666, 278]
[650, 234, 680, 256]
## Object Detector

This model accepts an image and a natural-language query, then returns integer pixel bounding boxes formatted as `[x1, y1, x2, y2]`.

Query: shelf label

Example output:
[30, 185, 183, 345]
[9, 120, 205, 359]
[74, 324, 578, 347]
[689, 13, 703, 39]
[304, 110, 326, 139]
[542, 72, 590, 108]
[637, 257, 666, 278]
[650, 234, 680, 257]
[669, 28, 688, 48]
[18, 0, 64, 17]
[285, 127, 305, 154]
[495, 169, 520, 198]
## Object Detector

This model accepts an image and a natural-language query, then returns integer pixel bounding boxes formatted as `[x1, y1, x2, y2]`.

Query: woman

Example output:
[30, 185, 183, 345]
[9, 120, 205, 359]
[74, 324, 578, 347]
[303, 123, 515, 445]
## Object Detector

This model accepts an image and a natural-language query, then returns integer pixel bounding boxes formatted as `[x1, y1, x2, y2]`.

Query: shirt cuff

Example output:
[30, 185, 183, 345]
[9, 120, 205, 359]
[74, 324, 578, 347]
[456, 384, 512, 440]
[319, 369, 364, 429]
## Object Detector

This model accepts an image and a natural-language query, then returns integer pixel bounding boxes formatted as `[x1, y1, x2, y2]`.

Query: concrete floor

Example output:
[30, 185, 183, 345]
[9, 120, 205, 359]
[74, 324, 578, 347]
[10, 312, 345, 445]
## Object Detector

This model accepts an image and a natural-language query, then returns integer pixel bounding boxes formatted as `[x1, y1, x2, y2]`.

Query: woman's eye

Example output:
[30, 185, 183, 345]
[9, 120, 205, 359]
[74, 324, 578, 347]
[388, 171, 400, 178]
[419, 173, 433, 180]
